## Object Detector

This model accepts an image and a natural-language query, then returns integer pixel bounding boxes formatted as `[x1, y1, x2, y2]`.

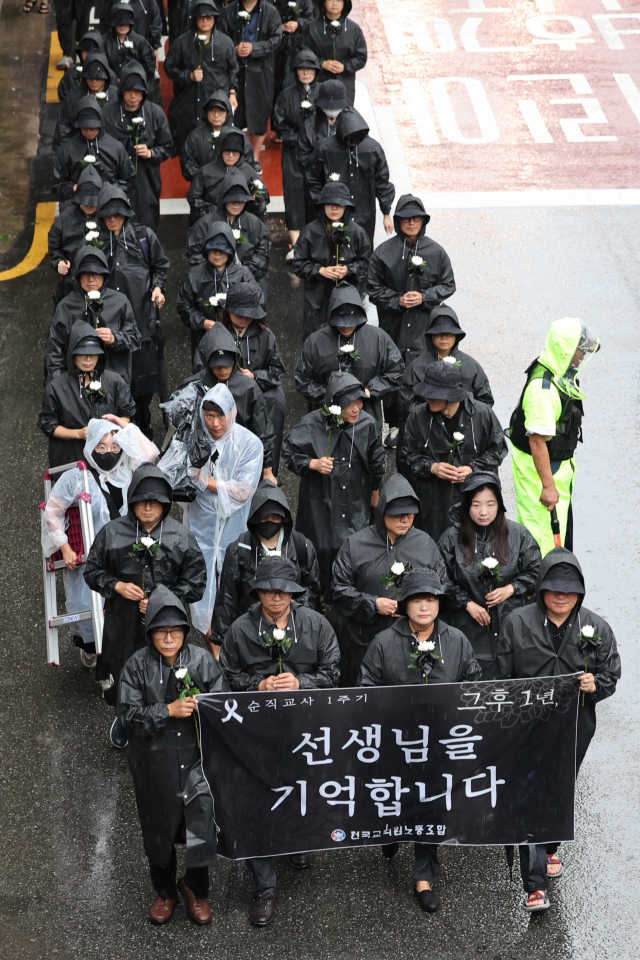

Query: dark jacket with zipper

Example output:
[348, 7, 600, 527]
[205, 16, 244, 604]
[180, 103, 259, 181]
[53, 127, 136, 202]
[53, 53, 118, 146]
[187, 204, 272, 280]
[302, 14, 367, 105]
[273, 78, 320, 229]
[359, 617, 482, 686]
[48, 166, 106, 301]
[188, 156, 269, 223]
[101, 0, 164, 50]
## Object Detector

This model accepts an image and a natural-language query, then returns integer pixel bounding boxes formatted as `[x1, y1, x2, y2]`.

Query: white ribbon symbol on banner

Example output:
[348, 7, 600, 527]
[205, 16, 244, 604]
[221, 699, 244, 724]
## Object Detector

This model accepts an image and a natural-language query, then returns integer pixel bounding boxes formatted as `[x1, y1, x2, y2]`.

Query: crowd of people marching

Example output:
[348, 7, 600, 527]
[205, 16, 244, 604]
[34, 0, 621, 930]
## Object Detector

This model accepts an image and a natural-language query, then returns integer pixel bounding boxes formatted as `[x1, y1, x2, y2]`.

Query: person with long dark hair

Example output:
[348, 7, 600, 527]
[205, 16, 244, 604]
[438, 472, 541, 679]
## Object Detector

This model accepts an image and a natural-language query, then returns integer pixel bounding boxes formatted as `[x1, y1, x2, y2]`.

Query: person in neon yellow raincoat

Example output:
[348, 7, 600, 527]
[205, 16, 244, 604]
[509, 318, 600, 556]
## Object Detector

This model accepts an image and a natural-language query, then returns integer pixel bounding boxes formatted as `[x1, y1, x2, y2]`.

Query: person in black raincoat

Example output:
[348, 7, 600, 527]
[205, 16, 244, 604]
[295, 78, 347, 224]
[102, 63, 174, 231]
[101, 0, 164, 51]
[180, 90, 259, 182]
[301, 0, 366, 105]
[48, 165, 103, 304]
[57, 30, 117, 104]
[272, 47, 320, 246]
[359, 569, 482, 913]
[294, 280, 402, 426]
[186, 172, 272, 301]
[368, 194, 456, 446]
[281, 370, 385, 593]
[102, 3, 162, 106]
[305, 106, 395, 244]
[219, 556, 340, 926]
[53, 51, 118, 147]
[218, 0, 283, 157]
[117, 584, 227, 925]
[496, 547, 620, 911]
[164, 321, 277, 480]
[52, 96, 135, 205]
[330, 473, 445, 684]
[38, 321, 136, 467]
[97, 185, 170, 433]
[438, 472, 541, 680]
[164, 0, 239, 157]
[270, 0, 315, 106]
[84, 464, 207, 729]
[46, 245, 140, 385]
[187, 128, 269, 223]
[292, 180, 371, 338]
[176, 220, 263, 355]
[211, 479, 321, 646]
[400, 362, 508, 543]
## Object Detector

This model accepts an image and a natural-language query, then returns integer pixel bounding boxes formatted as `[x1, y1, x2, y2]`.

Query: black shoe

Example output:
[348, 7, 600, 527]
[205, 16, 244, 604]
[414, 886, 440, 912]
[382, 842, 400, 859]
[288, 853, 310, 869]
[110, 717, 128, 749]
[250, 894, 275, 926]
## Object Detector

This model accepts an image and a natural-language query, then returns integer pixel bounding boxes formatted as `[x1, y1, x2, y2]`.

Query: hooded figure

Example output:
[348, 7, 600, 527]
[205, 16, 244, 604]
[52, 95, 136, 204]
[101, 0, 164, 52]
[438, 471, 541, 679]
[368, 194, 456, 369]
[57, 30, 117, 104]
[48, 165, 104, 304]
[102, 62, 174, 230]
[211, 480, 321, 644]
[176, 220, 264, 354]
[158, 383, 264, 633]
[271, 0, 315, 106]
[292, 181, 372, 338]
[180, 90, 260, 182]
[281, 370, 385, 592]
[496, 548, 620, 903]
[162, 322, 276, 473]
[102, 3, 161, 103]
[117, 585, 227, 917]
[400, 362, 508, 543]
[186, 171, 272, 295]
[217, 0, 283, 138]
[305, 107, 395, 244]
[46, 245, 141, 386]
[301, 0, 367, 106]
[53, 51, 118, 147]
[509, 318, 600, 556]
[330, 473, 446, 685]
[84, 464, 208, 702]
[164, 1, 239, 156]
[272, 47, 321, 231]
[41, 418, 157, 654]
[294, 281, 403, 425]
[187, 128, 270, 223]
[97, 185, 170, 425]
[39, 320, 137, 467]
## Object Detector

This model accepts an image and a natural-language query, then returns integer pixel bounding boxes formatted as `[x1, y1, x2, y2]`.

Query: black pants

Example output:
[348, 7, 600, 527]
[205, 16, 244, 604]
[55, 0, 93, 56]
[133, 393, 154, 437]
[149, 848, 210, 901]
[519, 842, 558, 893]
[413, 843, 441, 883]
[246, 857, 277, 897]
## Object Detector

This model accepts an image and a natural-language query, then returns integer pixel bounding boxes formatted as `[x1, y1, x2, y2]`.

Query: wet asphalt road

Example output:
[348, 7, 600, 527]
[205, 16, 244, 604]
[1, 202, 639, 959]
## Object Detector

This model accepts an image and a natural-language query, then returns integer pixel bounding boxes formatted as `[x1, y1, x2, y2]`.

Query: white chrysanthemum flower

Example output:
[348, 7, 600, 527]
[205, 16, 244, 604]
[85, 221, 97, 230]
[330, 18, 341, 26]
[131, 116, 144, 125]
[480, 557, 499, 570]
[86, 289, 101, 300]
[141, 536, 155, 548]
[410, 255, 425, 267]
[123, 39, 134, 48]
[238, 10, 251, 18]
[232, 228, 241, 239]
[83, 155, 97, 163]
[328, 404, 342, 416]
[88, 380, 102, 390]
[288, 1, 297, 6]
[300, 99, 313, 109]
[266, 548, 281, 557]
[328, 172, 341, 181]
[453, 432, 464, 442]
[581, 625, 595, 638]
[197, 33, 208, 40]
[85, 231, 100, 241]
[417, 640, 435, 652]
[442, 355, 457, 364]
[212, 130, 220, 137]
[217, 292, 227, 301]
[95, 91, 107, 100]
[273, 628, 286, 640]
[252, 178, 264, 190]
[340, 344, 355, 354]
[331, 221, 344, 229]
[175, 667, 188, 679]
[208, 295, 219, 307]
[76, 66, 83, 74]
[390, 562, 405, 576]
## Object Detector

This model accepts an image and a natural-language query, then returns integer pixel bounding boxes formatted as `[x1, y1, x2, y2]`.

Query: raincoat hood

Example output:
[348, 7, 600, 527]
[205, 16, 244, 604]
[72, 243, 110, 285]
[66, 320, 107, 377]
[336, 107, 369, 146]
[323, 370, 367, 406]
[144, 584, 191, 650]
[73, 163, 104, 204]
[392, 193, 430, 235]
[76, 28, 106, 56]
[97, 182, 134, 221]
[118, 61, 148, 100]
[538, 317, 599, 400]
[426, 304, 465, 341]
[203, 88, 232, 119]
[535, 547, 585, 613]
[75, 93, 104, 129]
[202, 220, 238, 258]
[328, 281, 368, 329]
[127, 463, 173, 522]
[201, 323, 238, 372]
[83, 417, 124, 469]
[373, 473, 420, 537]
[190, 0, 221, 24]
[82, 51, 112, 88]
[199, 383, 237, 440]
[217, 169, 253, 206]
[110, 1, 136, 26]
[247, 479, 293, 536]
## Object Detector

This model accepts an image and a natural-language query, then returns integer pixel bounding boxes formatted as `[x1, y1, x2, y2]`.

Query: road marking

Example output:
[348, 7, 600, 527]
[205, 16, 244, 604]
[0, 203, 56, 282]
[46, 32, 62, 104]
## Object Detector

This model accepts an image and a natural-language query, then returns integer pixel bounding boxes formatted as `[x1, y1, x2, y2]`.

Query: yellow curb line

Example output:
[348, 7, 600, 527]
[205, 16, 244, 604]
[0, 202, 57, 282]
[47, 31, 63, 104]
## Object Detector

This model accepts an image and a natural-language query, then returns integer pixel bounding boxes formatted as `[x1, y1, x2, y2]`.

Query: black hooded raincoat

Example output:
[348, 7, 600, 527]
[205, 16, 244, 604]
[302, 7, 367, 105]
[48, 165, 105, 302]
[53, 52, 119, 146]
[53, 120, 136, 203]
[187, 149, 269, 223]
[101, 0, 164, 50]
[272, 75, 321, 229]
[180, 96, 259, 181]
[359, 617, 482, 686]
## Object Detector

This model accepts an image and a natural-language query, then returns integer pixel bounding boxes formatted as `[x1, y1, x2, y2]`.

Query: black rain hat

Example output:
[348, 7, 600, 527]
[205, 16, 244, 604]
[76, 107, 102, 129]
[540, 562, 585, 595]
[414, 361, 467, 402]
[426, 305, 465, 339]
[314, 79, 348, 111]
[219, 130, 245, 153]
[113, 4, 135, 25]
[251, 557, 305, 596]
[77, 254, 109, 275]
[73, 335, 105, 356]
[99, 197, 132, 218]
[74, 181, 102, 205]
[204, 93, 229, 112]
[292, 47, 321, 70]
[204, 233, 235, 256]
[384, 494, 420, 517]
[461, 471, 501, 497]
[330, 301, 367, 327]
[398, 569, 446, 614]
[221, 179, 252, 203]
[83, 57, 110, 80]
[395, 198, 428, 221]
[192, 0, 220, 16]
[209, 348, 236, 367]
[121, 71, 147, 93]
[128, 475, 172, 505]
[225, 282, 266, 319]
[318, 180, 354, 210]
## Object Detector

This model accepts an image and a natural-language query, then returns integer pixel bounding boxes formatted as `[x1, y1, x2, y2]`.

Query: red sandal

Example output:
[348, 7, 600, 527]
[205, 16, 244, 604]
[546, 855, 563, 878]
[524, 890, 550, 912]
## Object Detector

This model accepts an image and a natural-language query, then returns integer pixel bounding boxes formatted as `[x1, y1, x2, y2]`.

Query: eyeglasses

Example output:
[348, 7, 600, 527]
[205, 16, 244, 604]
[400, 216, 423, 224]
[260, 591, 290, 600]
[152, 628, 185, 640]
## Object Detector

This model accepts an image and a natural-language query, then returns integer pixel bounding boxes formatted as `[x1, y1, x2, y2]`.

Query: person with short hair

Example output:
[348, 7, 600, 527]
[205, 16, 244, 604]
[220, 556, 340, 926]
[359, 569, 482, 913]
[496, 547, 620, 911]
[117, 585, 228, 925]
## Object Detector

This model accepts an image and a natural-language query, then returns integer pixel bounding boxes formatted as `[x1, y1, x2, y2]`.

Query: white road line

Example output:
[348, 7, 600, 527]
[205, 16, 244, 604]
[415, 188, 640, 208]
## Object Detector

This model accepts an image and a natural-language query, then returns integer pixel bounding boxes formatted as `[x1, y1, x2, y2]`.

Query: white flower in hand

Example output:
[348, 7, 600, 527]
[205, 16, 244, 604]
[95, 91, 107, 100]
[197, 33, 208, 40]
[131, 116, 144, 125]
[330, 18, 341, 26]
[76, 66, 83, 74]
[86, 289, 101, 300]
[175, 667, 188, 679]
[410, 255, 425, 267]
[266, 548, 281, 557]
[208, 295, 219, 307]
[273, 628, 286, 640]
[123, 39, 134, 48]
[580, 625, 595, 639]
[88, 379, 102, 390]
[417, 639, 435, 652]
[442, 355, 457, 364]
[480, 557, 499, 570]
[328, 172, 341, 181]
[288, 1, 297, 6]
[140, 536, 155, 548]
[232, 228, 241, 239]
[238, 9, 251, 18]
[328, 404, 342, 416]
[340, 344, 355, 354]
[390, 562, 405, 576]
[217, 293, 227, 302]
[300, 99, 313, 109]
[453, 432, 464, 442]
[85, 230, 100, 241]
[331, 221, 344, 229]
[83, 155, 96, 163]
[252, 178, 264, 190]
[85, 221, 97, 229]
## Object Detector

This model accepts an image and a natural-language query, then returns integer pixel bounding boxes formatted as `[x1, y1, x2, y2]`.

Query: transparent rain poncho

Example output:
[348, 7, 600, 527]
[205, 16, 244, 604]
[539, 318, 600, 401]
[160, 384, 263, 633]
[41, 420, 159, 644]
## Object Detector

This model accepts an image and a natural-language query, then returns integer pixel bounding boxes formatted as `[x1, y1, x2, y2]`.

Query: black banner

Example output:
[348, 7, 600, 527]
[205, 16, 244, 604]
[199, 676, 579, 859]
